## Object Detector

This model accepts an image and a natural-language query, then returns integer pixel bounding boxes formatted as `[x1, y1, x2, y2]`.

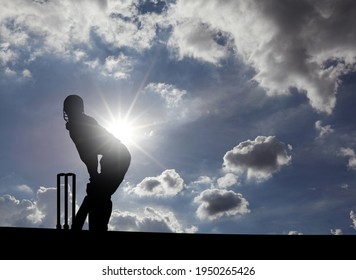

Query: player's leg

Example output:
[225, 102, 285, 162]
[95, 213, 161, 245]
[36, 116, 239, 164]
[88, 195, 112, 231]
[72, 195, 90, 230]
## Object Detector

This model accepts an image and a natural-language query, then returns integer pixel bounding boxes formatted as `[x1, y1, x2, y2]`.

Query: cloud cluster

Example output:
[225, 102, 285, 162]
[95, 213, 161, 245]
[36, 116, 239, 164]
[169, 0, 356, 114]
[188, 172, 247, 221]
[109, 207, 197, 233]
[0, 0, 161, 77]
[0, 185, 197, 233]
[126, 169, 185, 197]
[2, 0, 356, 114]
[0, 194, 40, 227]
[0, 186, 77, 228]
[223, 136, 292, 181]
[194, 188, 250, 220]
[191, 136, 291, 222]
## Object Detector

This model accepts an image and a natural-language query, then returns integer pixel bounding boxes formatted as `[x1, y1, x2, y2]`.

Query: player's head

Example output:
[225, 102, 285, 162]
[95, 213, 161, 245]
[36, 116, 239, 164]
[63, 94, 84, 122]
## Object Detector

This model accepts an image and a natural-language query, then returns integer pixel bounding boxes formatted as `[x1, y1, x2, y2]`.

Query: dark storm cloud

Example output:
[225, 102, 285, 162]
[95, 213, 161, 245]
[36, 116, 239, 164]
[223, 136, 292, 181]
[194, 189, 250, 220]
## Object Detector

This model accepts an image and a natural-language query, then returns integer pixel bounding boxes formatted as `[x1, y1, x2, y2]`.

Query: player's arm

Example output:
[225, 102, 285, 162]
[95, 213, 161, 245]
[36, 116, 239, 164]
[76, 145, 99, 180]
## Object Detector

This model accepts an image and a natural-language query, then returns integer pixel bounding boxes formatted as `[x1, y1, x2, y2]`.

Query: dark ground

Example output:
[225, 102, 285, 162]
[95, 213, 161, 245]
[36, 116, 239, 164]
[0, 227, 352, 260]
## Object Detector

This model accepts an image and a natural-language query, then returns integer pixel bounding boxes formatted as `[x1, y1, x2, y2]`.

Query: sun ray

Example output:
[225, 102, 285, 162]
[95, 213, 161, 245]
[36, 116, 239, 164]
[126, 54, 157, 120]
[95, 98, 167, 171]
[129, 140, 167, 170]
[88, 56, 163, 169]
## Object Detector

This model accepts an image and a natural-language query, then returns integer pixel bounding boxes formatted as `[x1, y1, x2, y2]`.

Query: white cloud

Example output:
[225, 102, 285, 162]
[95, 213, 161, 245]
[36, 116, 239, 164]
[216, 173, 239, 188]
[350, 210, 356, 230]
[0, 185, 197, 233]
[223, 136, 292, 181]
[167, 18, 228, 65]
[22, 69, 32, 78]
[0, 186, 77, 228]
[0, 0, 159, 76]
[194, 188, 250, 220]
[315, 120, 334, 138]
[189, 174, 239, 193]
[340, 148, 356, 170]
[4, 67, 16, 76]
[126, 169, 185, 197]
[330, 229, 343, 235]
[188, 176, 215, 195]
[288, 230, 303, 235]
[2, 0, 356, 113]
[192, 176, 214, 186]
[340, 184, 349, 190]
[168, 0, 356, 114]
[109, 206, 198, 233]
[340, 147, 355, 158]
[103, 54, 133, 79]
[145, 82, 187, 108]
[96, 2, 162, 51]
[15, 184, 33, 195]
[0, 42, 18, 66]
[142, 82, 203, 126]
[35, 186, 76, 228]
[0, 194, 42, 227]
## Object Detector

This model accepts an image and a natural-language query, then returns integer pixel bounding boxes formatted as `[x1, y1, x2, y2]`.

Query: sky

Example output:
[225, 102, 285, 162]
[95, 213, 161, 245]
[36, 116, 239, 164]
[1, 0, 356, 235]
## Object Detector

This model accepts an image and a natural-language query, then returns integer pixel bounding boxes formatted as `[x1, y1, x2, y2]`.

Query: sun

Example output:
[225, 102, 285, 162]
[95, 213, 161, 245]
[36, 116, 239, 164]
[97, 107, 166, 168]
[104, 118, 137, 145]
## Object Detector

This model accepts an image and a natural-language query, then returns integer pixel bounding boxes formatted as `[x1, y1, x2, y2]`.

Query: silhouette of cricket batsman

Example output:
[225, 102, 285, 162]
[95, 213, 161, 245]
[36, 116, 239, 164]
[63, 95, 131, 231]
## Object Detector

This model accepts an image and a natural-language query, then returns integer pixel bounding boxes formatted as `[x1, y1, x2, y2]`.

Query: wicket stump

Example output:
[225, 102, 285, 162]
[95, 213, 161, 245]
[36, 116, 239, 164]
[56, 173, 76, 230]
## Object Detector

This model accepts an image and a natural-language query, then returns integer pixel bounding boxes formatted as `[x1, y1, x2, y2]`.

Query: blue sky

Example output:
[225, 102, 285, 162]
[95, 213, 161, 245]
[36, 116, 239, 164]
[1, 0, 356, 235]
